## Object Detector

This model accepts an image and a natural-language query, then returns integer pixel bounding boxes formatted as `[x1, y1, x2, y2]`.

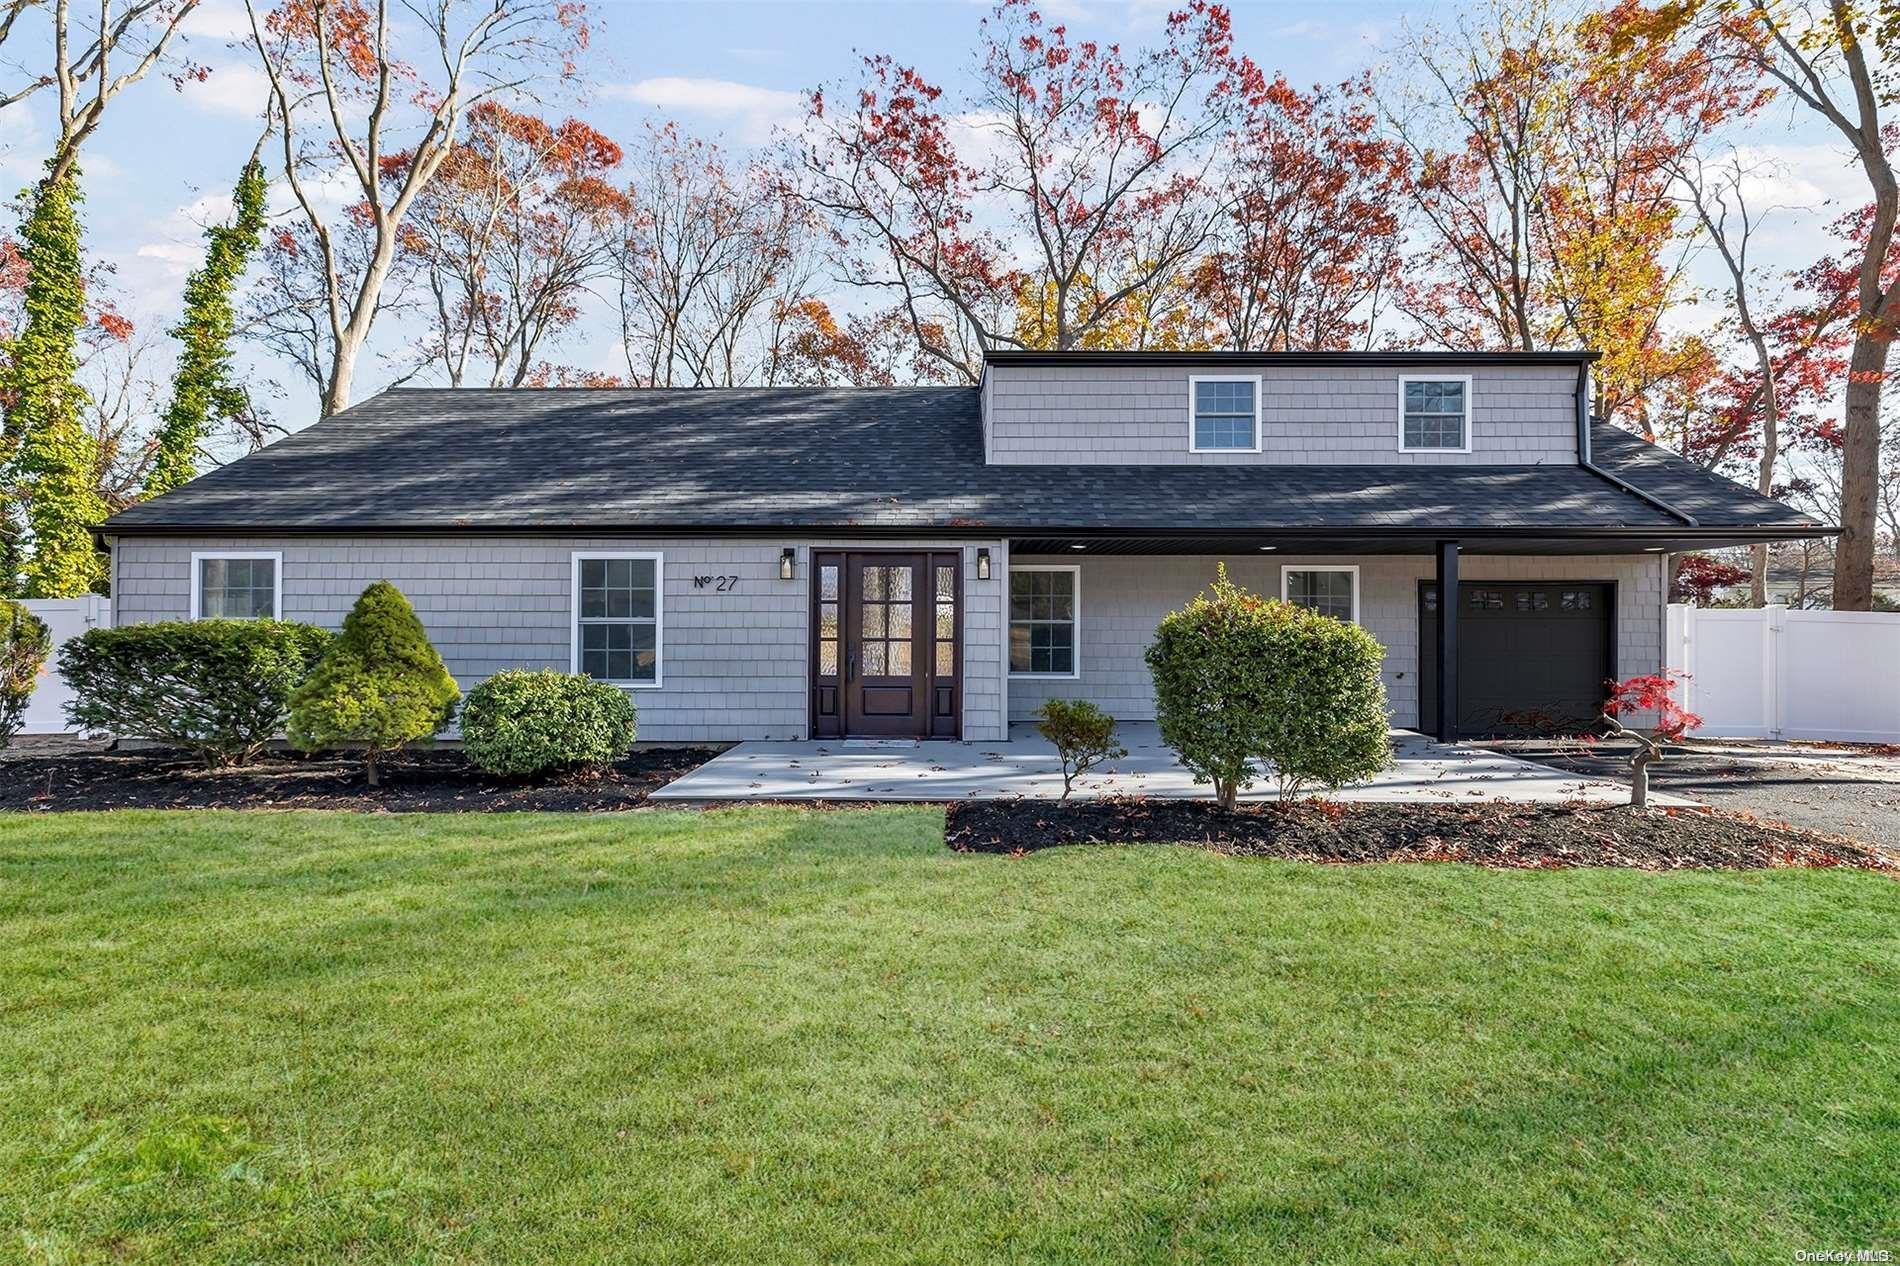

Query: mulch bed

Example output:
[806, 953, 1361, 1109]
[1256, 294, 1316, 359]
[944, 797, 1895, 872]
[0, 744, 722, 813]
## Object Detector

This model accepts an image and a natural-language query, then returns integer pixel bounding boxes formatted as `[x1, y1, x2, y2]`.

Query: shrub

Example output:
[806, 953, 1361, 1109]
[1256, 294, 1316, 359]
[58, 619, 332, 766]
[1035, 698, 1125, 801]
[460, 670, 637, 777]
[1144, 564, 1391, 808]
[288, 581, 460, 786]
[0, 600, 52, 749]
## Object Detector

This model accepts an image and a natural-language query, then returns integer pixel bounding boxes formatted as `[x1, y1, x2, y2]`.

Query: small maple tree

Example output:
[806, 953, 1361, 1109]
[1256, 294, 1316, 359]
[1598, 673, 1702, 809]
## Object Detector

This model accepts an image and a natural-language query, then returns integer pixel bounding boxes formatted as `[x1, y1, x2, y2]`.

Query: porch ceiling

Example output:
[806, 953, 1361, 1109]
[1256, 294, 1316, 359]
[1007, 532, 1813, 556]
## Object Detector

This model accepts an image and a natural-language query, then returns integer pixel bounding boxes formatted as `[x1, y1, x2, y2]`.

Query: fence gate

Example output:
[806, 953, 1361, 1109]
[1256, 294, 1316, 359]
[18, 595, 110, 735]
[1667, 603, 1900, 743]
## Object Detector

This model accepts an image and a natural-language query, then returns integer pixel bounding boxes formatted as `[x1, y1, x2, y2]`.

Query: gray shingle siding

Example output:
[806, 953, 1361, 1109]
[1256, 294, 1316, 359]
[985, 363, 1581, 466]
[114, 534, 1009, 743]
[1005, 553, 1665, 728]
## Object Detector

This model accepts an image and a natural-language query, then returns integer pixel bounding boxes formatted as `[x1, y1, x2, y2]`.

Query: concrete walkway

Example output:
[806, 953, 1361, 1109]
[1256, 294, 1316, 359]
[651, 723, 1697, 805]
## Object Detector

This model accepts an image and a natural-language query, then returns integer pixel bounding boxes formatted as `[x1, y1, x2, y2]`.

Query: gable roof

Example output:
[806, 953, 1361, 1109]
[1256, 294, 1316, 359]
[99, 386, 1827, 542]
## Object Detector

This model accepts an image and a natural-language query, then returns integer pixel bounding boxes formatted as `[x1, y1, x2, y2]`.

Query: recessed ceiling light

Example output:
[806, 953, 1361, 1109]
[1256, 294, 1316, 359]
[1258, 545, 1277, 551]
[1644, 546, 1665, 552]
[1070, 543, 1086, 550]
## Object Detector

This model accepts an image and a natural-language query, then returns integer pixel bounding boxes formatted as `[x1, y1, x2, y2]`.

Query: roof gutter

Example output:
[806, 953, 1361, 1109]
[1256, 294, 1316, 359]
[1577, 362, 1698, 527]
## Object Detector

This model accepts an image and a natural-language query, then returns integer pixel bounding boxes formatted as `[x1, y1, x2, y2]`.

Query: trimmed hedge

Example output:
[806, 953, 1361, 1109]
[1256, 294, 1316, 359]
[460, 670, 637, 777]
[288, 581, 460, 786]
[1146, 565, 1390, 807]
[58, 619, 333, 766]
[1, 600, 53, 749]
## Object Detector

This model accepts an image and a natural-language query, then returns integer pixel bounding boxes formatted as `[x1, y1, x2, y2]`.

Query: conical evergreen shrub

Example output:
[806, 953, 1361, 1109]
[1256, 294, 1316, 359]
[288, 581, 460, 785]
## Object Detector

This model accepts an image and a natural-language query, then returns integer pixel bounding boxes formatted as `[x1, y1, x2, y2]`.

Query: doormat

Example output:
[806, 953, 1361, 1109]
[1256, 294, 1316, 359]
[842, 738, 920, 749]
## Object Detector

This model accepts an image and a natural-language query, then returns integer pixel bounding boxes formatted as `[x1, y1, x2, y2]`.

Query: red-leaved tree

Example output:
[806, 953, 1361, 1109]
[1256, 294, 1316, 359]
[794, 0, 1255, 381]
[1600, 672, 1702, 808]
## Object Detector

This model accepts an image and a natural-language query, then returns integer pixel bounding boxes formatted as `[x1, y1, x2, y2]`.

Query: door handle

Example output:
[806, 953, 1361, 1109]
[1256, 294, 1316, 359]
[846, 648, 856, 682]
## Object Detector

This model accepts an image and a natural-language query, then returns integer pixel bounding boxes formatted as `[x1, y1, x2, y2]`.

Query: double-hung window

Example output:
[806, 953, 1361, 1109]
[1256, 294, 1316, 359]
[191, 551, 281, 619]
[1399, 376, 1472, 452]
[1282, 566, 1359, 624]
[572, 552, 662, 686]
[1008, 565, 1079, 677]
[1188, 375, 1260, 452]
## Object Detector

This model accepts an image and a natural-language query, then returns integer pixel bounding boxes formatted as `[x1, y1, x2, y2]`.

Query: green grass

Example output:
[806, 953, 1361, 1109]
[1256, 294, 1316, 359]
[1, 808, 1895, 1264]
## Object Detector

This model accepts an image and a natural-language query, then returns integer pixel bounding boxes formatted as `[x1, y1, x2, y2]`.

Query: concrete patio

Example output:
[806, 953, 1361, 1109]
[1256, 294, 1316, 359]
[650, 723, 1696, 805]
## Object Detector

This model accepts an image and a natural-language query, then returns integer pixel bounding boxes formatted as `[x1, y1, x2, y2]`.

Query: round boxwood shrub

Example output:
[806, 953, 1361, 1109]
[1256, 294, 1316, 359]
[288, 581, 460, 786]
[460, 670, 637, 777]
[1145, 564, 1391, 808]
[1, 599, 53, 749]
[58, 618, 333, 766]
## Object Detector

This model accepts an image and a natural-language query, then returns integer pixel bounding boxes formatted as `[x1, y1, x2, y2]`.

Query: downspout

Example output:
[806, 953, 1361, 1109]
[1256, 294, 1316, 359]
[1577, 362, 1688, 682]
[1576, 362, 1697, 527]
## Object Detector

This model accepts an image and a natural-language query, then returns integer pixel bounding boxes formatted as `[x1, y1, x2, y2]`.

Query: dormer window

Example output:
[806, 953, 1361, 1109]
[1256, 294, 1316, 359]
[1399, 376, 1472, 452]
[1188, 375, 1260, 452]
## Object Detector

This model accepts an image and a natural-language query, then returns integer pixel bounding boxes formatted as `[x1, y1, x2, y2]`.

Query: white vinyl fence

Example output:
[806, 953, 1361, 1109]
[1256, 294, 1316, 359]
[1667, 602, 1900, 743]
[18, 595, 109, 734]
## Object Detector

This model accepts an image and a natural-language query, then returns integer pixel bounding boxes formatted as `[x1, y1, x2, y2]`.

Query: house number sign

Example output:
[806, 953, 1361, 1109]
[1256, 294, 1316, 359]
[693, 575, 740, 592]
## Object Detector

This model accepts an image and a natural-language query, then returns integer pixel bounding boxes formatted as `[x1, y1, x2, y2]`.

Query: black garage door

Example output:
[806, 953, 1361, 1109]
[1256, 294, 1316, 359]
[1420, 582, 1614, 738]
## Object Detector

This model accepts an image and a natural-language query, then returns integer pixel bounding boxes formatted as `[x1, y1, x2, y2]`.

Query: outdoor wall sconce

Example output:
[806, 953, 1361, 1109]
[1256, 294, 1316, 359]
[976, 548, 991, 580]
[780, 548, 795, 580]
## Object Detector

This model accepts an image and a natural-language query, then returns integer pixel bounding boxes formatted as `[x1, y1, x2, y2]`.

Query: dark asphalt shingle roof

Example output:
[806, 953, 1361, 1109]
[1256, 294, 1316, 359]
[99, 386, 1825, 536]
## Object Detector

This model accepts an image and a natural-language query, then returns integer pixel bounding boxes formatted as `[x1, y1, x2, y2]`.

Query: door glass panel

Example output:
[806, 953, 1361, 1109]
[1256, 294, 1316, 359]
[854, 559, 922, 680]
[819, 605, 838, 640]
[935, 565, 954, 600]
[936, 643, 954, 676]
[935, 603, 954, 639]
[820, 640, 838, 676]
[820, 564, 838, 602]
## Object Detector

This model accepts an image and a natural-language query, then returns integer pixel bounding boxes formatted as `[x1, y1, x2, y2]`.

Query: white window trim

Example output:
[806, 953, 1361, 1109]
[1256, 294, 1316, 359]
[190, 550, 283, 620]
[1397, 374, 1474, 454]
[1281, 564, 1361, 625]
[1187, 374, 1263, 454]
[1008, 563, 1081, 680]
[570, 550, 665, 689]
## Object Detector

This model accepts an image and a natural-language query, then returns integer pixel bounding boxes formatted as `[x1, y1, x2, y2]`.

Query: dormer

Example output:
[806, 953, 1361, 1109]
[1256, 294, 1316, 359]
[978, 350, 1593, 467]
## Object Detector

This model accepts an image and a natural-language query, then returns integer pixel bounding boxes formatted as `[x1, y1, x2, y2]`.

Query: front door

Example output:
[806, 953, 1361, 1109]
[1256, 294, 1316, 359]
[811, 551, 961, 739]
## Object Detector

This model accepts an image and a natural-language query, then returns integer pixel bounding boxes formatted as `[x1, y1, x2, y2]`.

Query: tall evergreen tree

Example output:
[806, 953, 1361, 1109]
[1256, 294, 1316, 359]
[146, 157, 268, 497]
[6, 169, 105, 598]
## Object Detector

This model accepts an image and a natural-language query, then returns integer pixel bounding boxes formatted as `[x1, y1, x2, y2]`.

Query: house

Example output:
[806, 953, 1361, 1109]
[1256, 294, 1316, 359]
[98, 350, 1829, 742]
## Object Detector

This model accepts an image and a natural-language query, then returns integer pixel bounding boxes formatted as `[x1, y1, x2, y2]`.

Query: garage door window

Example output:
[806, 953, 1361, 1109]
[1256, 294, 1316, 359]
[1282, 566, 1359, 623]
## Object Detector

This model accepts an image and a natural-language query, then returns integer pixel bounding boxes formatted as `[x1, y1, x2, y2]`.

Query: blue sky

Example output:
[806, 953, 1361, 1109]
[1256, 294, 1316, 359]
[0, 0, 1866, 435]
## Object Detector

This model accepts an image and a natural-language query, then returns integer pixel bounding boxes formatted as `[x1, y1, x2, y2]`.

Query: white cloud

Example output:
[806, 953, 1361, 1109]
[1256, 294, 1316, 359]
[181, 62, 272, 121]
[602, 77, 804, 145]
[1728, 141, 1864, 215]
[182, 0, 255, 41]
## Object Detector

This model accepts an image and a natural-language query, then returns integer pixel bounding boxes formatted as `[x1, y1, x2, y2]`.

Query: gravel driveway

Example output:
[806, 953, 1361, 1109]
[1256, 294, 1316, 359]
[1486, 739, 1900, 852]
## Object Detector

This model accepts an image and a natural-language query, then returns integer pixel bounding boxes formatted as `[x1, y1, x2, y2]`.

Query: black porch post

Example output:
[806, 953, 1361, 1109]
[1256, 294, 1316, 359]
[1436, 540, 1460, 743]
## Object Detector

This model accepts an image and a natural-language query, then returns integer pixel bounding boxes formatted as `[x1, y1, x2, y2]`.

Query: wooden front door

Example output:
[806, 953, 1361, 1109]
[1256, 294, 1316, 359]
[811, 551, 961, 739]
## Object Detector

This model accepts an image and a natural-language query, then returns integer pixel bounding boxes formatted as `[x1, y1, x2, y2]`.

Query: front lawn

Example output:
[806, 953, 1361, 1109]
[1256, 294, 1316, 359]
[2, 808, 1895, 1263]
